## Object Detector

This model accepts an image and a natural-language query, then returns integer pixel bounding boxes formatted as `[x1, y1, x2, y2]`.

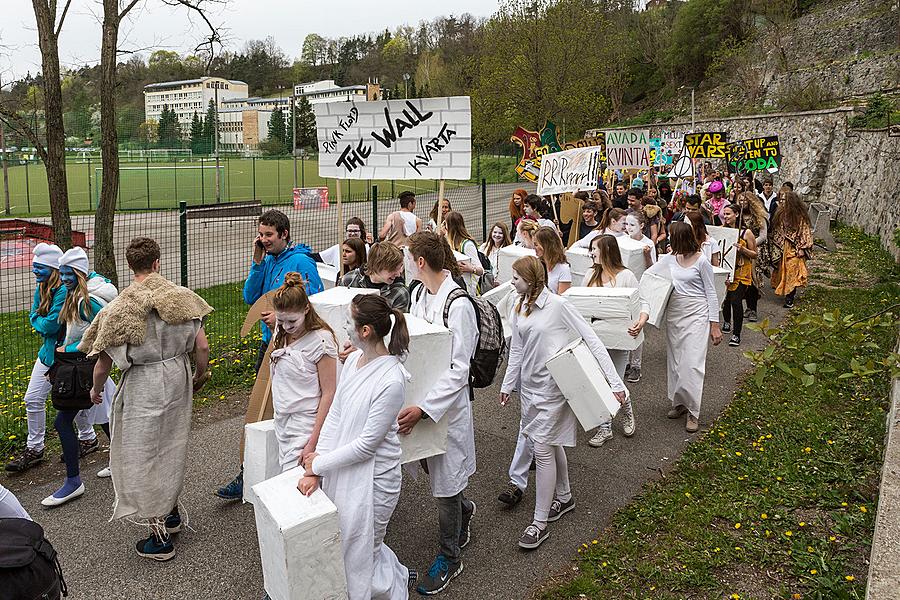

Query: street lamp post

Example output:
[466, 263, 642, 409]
[403, 73, 410, 99]
[214, 82, 220, 203]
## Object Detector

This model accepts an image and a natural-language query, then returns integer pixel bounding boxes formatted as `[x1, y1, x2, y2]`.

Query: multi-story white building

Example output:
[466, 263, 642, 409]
[143, 77, 248, 134]
[293, 79, 381, 104]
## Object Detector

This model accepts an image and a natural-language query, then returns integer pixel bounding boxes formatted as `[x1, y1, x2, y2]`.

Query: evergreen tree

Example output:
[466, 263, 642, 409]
[157, 104, 181, 148]
[189, 111, 204, 154]
[201, 99, 217, 155]
[296, 96, 316, 151]
[267, 107, 287, 155]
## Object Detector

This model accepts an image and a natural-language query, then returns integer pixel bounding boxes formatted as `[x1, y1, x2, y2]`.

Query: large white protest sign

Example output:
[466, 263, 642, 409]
[706, 225, 740, 280]
[314, 96, 472, 180]
[536, 146, 603, 195]
[604, 129, 651, 169]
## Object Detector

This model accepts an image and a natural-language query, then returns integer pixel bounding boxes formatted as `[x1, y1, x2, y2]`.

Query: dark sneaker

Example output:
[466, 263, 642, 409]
[5, 447, 45, 472]
[135, 534, 175, 562]
[667, 405, 688, 419]
[743, 308, 751, 319]
[416, 554, 463, 595]
[459, 501, 477, 549]
[215, 467, 244, 500]
[518, 523, 549, 549]
[165, 508, 182, 535]
[408, 570, 418, 589]
[625, 366, 641, 383]
[547, 497, 575, 522]
[624, 364, 633, 378]
[59, 437, 100, 463]
[498, 482, 524, 506]
[783, 299, 795, 309]
[721, 321, 732, 333]
[747, 310, 758, 322]
[728, 335, 741, 347]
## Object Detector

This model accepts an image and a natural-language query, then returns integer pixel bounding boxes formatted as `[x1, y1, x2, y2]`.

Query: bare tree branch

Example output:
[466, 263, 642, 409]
[54, 0, 73, 38]
[160, 0, 227, 71]
[119, 0, 143, 19]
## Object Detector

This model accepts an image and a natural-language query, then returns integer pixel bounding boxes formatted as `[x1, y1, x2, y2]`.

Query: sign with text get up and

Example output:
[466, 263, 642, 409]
[314, 96, 472, 180]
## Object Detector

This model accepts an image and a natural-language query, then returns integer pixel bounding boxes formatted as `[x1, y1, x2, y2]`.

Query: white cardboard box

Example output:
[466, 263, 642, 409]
[309, 286, 378, 348]
[545, 338, 627, 431]
[562, 287, 644, 350]
[252, 467, 348, 600]
[638, 271, 674, 328]
[565, 247, 593, 285]
[616, 235, 648, 279]
[400, 314, 452, 464]
[713, 266, 730, 306]
[707, 225, 740, 281]
[243, 419, 281, 505]
[482, 281, 515, 341]
[496, 245, 536, 284]
[317, 262, 339, 290]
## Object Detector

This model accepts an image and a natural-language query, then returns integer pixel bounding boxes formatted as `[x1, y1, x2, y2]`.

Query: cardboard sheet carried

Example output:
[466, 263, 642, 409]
[562, 287, 643, 350]
[565, 247, 593, 285]
[481, 281, 516, 342]
[243, 419, 281, 505]
[496, 245, 536, 284]
[616, 235, 648, 279]
[317, 262, 339, 290]
[309, 286, 378, 348]
[638, 271, 674, 329]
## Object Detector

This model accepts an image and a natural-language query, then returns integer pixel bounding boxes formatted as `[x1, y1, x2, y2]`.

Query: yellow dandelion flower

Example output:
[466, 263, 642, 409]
[734, 523, 741, 529]
[859, 506, 867, 513]
[845, 575, 854, 581]
[810, 569, 817, 575]
[829, 536, 836, 541]
[785, 531, 793, 537]
[761, 513, 768, 519]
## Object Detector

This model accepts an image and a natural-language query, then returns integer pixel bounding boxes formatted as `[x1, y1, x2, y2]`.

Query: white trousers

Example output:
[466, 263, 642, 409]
[23, 359, 96, 451]
[533, 442, 571, 523]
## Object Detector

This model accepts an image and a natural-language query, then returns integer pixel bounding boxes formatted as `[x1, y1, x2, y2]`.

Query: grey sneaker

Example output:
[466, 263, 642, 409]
[667, 405, 688, 419]
[518, 523, 549, 549]
[626, 366, 641, 383]
[459, 501, 476, 549]
[5, 447, 45, 472]
[622, 402, 636, 437]
[498, 482, 524, 506]
[547, 497, 575, 522]
[747, 310, 758, 322]
[588, 427, 612, 447]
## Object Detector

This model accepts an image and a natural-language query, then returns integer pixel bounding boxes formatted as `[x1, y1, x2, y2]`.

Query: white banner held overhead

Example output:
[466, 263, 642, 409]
[314, 96, 472, 181]
[604, 129, 651, 170]
[536, 146, 603, 196]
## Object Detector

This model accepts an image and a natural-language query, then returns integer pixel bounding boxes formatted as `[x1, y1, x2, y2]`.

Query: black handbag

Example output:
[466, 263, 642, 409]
[48, 350, 97, 411]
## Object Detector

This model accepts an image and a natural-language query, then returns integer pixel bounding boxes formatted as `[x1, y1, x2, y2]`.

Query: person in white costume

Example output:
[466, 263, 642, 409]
[500, 256, 626, 550]
[399, 231, 479, 595]
[300, 293, 413, 600]
[269, 272, 338, 471]
[644, 222, 723, 433]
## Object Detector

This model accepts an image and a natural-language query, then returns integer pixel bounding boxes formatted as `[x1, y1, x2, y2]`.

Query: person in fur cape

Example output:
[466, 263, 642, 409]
[80, 237, 211, 562]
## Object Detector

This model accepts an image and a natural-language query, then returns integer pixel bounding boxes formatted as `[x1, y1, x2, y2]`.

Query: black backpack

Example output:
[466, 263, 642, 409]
[0, 518, 67, 599]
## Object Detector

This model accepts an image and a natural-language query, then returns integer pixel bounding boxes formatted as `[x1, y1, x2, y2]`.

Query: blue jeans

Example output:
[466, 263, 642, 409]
[54, 409, 81, 479]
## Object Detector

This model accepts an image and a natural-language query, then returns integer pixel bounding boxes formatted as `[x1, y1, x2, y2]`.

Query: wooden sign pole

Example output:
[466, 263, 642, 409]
[436, 179, 445, 233]
[336, 178, 344, 246]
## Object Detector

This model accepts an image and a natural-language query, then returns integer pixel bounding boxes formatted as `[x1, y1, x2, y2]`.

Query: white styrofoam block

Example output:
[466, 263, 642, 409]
[562, 287, 644, 350]
[453, 250, 472, 264]
[481, 281, 516, 341]
[566, 247, 593, 283]
[482, 281, 514, 307]
[317, 262, 339, 290]
[638, 270, 673, 328]
[496, 245, 537, 284]
[398, 314, 452, 464]
[546, 338, 628, 431]
[243, 420, 281, 505]
[713, 266, 730, 306]
[616, 235, 648, 279]
[309, 286, 378, 347]
[252, 467, 347, 600]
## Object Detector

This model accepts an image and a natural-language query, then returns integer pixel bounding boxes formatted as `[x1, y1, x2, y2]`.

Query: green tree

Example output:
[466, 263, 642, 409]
[189, 111, 204, 154]
[266, 107, 287, 155]
[295, 96, 316, 151]
[157, 104, 181, 148]
[201, 99, 217, 155]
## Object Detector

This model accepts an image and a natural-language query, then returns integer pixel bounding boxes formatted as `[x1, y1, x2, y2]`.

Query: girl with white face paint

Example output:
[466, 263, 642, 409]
[269, 272, 339, 471]
[624, 212, 657, 268]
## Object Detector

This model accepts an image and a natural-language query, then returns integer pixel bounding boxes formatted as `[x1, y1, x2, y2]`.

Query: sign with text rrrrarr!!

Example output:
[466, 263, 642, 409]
[603, 129, 651, 169]
[726, 136, 781, 174]
[684, 132, 728, 159]
[536, 146, 604, 196]
[314, 96, 472, 180]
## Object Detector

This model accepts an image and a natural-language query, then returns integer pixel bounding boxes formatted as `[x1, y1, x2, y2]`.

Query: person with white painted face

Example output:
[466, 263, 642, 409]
[269, 273, 338, 471]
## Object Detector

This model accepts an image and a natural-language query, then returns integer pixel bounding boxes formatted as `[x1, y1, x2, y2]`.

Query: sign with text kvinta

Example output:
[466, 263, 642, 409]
[604, 129, 651, 170]
[314, 96, 472, 180]
[684, 132, 728, 160]
[726, 136, 781, 173]
[536, 146, 604, 196]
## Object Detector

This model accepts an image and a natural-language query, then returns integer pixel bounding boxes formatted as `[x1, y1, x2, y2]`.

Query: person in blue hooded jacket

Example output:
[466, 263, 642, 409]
[216, 209, 323, 500]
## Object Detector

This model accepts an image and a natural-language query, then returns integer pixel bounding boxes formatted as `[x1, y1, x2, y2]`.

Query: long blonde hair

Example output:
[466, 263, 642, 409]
[59, 271, 93, 325]
[586, 235, 625, 288]
[271, 272, 336, 351]
[37, 270, 62, 316]
[512, 256, 546, 317]
[444, 211, 475, 252]
[534, 226, 567, 271]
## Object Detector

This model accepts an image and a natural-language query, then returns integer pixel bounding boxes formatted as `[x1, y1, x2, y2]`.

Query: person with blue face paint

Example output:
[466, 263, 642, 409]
[42, 247, 119, 508]
[4, 244, 96, 473]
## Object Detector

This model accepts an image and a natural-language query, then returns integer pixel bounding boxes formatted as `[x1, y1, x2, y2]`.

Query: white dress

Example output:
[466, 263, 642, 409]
[312, 352, 409, 600]
[410, 274, 479, 497]
[270, 329, 338, 470]
[500, 288, 625, 447]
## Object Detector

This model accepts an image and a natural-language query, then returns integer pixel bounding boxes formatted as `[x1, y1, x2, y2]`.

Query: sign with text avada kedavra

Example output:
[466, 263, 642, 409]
[314, 96, 472, 180]
[726, 136, 781, 173]
[684, 132, 728, 160]
[536, 146, 604, 196]
[603, 129, 651, 169]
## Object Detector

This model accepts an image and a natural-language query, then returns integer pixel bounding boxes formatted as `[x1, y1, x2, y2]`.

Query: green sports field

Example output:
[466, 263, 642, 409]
[2, 154, 518, 216]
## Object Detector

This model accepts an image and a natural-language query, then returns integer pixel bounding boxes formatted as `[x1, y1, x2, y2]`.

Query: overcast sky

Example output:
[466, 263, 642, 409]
[0, 0, 501, 80]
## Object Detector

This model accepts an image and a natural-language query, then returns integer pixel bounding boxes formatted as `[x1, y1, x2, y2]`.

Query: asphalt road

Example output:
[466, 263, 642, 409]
[4, 292, 785, 600]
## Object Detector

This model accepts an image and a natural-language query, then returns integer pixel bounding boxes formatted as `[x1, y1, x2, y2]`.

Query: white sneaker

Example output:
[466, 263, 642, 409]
[97, 466, 111, 478]
[622, 402, 636, 437]
[588, 428, 612, 447]
[41, 483, 85, 507]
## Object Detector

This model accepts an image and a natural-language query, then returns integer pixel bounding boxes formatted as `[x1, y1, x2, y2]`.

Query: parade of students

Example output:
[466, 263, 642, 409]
[500, 255, 626, 549]
[341, 241, 411, 312]
[480, 222, 512, 272]
[402, 231, 479, 595]
[41, 246, 118, 507]
[442, 211, 486, 296]
[299, 293, 413, 599]
[770, 190, 813, 309]
[719, 204, 758, 347]
[644, 222, 723, 433]
[533, 226, 572, 295]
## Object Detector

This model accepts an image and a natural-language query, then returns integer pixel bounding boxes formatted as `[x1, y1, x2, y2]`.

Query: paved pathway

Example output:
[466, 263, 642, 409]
[4, 293, 785, 600]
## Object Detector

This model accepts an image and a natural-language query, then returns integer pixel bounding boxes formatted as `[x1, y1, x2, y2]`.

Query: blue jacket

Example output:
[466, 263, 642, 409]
[242, 243, 323, 343]
[30, 285, 67, 367]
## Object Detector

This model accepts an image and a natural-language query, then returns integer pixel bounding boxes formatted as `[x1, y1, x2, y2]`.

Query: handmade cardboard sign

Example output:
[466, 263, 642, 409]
[604, 129, 651, 169]
[511, 121, 562, 182]
[726, 136, 781, 173]
[706, 225, 740, 280]
[536, 146, 604, 195]
[314, 96, 472, 180]
[669, 145, 695, 178]
[657, 131, 684, 166]
[684, 132, 728, 159]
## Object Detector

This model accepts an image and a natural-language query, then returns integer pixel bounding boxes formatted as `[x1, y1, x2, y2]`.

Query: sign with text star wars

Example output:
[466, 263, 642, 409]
[314, 96, 472, 180]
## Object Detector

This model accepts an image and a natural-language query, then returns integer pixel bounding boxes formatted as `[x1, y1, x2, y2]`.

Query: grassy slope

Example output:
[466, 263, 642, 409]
[542, 224, 900, 600]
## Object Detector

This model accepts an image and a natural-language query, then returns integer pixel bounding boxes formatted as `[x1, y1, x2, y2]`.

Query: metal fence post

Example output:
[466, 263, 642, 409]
[86, 158, 92, 210]
[25, 161, 30, 212]
[253, 157, 257, 201]
[372, 185, 378, 234]
[201, 161, 205, 205]
[481, 178, 487, 241]
[179, 200, 188, 287]
[146, 157, 151, 209]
